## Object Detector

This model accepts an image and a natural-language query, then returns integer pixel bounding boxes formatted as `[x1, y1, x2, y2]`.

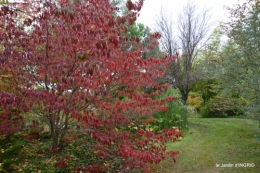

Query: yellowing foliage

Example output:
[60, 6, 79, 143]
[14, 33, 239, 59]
[187, 95, 203, 110]
[0, 74, 14, 93]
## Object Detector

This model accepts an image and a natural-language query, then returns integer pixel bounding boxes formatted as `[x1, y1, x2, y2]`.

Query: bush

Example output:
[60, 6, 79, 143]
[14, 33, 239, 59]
[153, 87, 188, 130]
[191, 79, 220, 103]
[200, 96, 246, 118]
[187, 92, 203, 111]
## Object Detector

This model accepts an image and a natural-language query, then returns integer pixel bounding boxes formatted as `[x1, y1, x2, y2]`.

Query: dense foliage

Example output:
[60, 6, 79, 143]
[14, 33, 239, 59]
[0, 0, 181, 172]
[153, 87, 188, 130]
[200, 96, 246, 118]
[198, 0, 260, 119]
[221, 0, 260, 119]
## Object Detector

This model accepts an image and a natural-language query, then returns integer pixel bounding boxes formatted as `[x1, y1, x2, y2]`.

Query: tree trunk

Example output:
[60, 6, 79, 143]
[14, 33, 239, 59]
[50, 121, 63, 150]
[52, 132, 59, 150]
[180, 89, 188, 105]
[50, 124, 59, 150]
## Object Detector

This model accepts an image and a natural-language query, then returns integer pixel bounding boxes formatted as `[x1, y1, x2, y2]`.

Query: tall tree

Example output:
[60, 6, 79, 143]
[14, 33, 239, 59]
[202, 26, 223, 74]
[221, 0, 260, 119]
[155, 1, 212, 104]
[111, 0, 163, 59]
[0, 0, 180, 171]
[125, 22, 164, 59]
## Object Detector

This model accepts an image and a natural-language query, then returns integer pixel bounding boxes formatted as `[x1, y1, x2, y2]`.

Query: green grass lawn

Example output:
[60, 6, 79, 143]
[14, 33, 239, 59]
[153, 118, 260, 173]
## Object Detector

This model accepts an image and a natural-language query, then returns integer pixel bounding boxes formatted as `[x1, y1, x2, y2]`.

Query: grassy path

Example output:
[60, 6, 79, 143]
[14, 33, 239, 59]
[154, 118, 260, 173]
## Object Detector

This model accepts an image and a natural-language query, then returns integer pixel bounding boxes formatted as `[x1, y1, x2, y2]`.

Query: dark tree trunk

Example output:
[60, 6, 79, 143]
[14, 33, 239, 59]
[180, 89, 188, 105]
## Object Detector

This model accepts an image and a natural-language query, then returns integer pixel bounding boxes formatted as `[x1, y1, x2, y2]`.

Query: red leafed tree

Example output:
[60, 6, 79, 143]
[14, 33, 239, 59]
[0, 0, 181, 171]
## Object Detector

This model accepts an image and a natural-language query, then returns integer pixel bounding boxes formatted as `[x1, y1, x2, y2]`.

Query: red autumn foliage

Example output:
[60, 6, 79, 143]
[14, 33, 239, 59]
[0, 0, 180, 171]
[0, 92, 25, 135]
[54, 159, 67, 168]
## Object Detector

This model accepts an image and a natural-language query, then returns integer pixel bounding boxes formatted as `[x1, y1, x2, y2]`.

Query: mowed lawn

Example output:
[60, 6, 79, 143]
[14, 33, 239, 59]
[153, 118, 260, 173]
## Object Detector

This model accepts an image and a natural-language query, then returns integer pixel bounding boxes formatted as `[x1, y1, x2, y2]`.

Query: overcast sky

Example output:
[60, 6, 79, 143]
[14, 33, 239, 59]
[135, 0, 245, 30]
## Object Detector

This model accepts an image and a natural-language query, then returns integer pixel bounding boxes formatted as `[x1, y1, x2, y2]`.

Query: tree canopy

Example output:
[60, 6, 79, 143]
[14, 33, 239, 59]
[0, 0, 181, 172]
[221, 0, 260, 119]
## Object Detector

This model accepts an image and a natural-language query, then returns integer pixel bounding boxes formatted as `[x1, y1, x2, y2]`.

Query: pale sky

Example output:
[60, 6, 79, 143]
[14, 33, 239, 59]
[135, 0, 245, 30]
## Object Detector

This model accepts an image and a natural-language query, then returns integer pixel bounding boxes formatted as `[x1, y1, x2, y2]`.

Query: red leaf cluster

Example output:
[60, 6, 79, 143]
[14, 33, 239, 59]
[54, 159, 67, 168]
[0, 92, 24, 135]
[126, 0, 143, 12]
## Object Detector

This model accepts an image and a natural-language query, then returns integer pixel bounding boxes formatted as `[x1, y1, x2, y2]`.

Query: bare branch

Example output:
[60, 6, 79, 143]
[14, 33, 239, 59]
[154, 0, 213, 104]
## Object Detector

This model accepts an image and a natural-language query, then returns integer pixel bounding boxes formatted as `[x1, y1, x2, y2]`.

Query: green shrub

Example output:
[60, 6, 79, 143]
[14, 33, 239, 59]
[200, 96, 246, 118]
[191, 79, 220, 103]
[200, 103, 211, 118]
[153, 87, 188, 130]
